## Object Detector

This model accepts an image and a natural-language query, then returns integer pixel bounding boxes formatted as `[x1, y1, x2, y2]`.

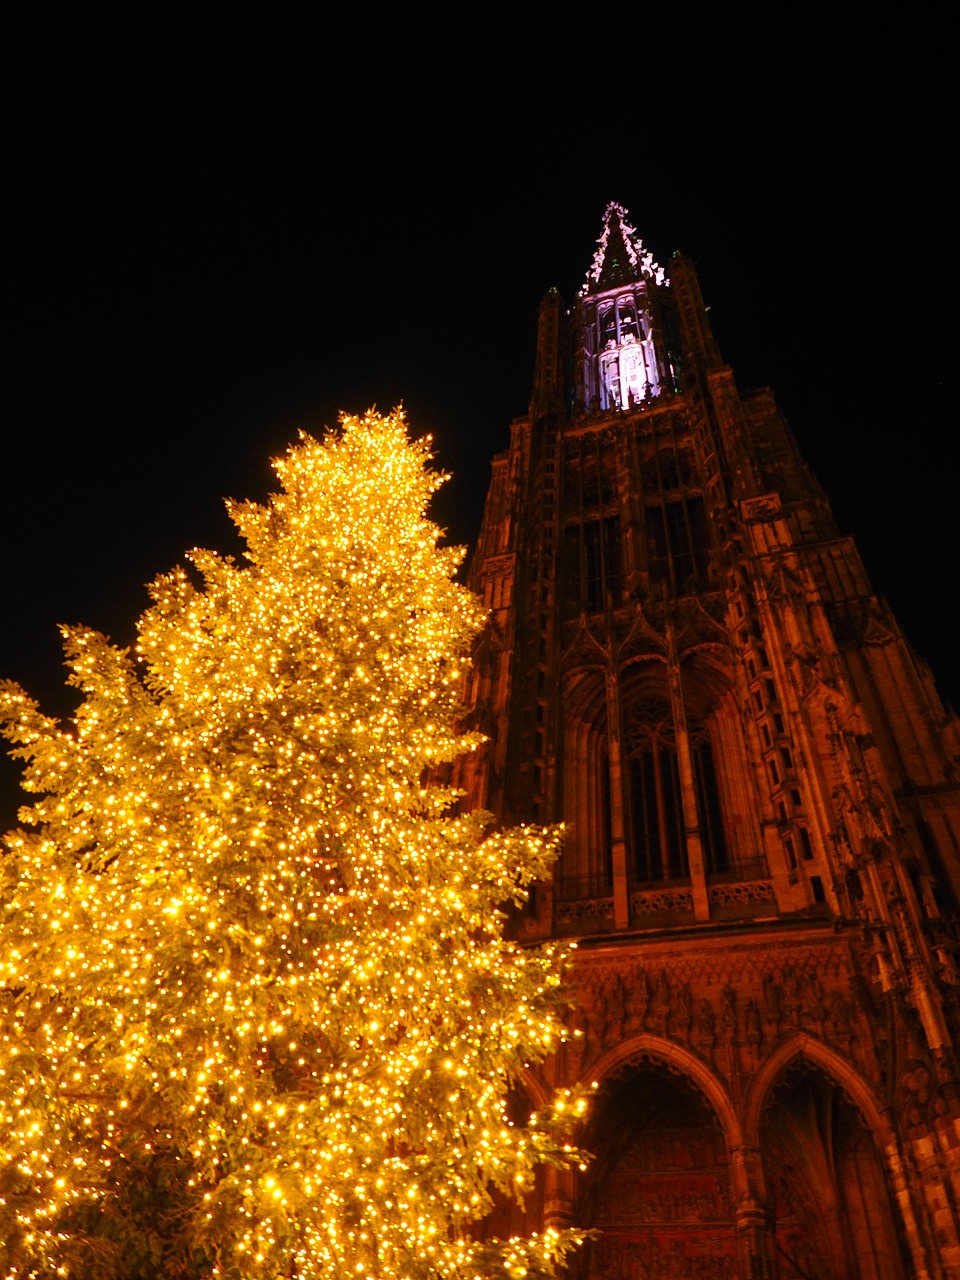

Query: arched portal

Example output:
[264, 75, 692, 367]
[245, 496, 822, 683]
[574, 1058, 739, 1278]
[761, 1059, 909, 1279]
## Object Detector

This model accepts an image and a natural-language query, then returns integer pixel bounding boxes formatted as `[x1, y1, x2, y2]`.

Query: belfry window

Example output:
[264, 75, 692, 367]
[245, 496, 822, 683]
[600, 352, 622, 408]
[619, 342, 647, 408]
[617, 296, 639, 340]
[591, 290, 660, 410]
[599, 304, 617, 348]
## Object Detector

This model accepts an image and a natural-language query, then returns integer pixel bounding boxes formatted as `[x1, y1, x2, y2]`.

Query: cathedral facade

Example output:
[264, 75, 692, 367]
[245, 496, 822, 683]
[456, 205, 960, 1278]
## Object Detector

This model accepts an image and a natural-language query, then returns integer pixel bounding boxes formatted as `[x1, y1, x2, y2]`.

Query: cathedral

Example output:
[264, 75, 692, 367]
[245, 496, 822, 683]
[456, 205, 960, 1278]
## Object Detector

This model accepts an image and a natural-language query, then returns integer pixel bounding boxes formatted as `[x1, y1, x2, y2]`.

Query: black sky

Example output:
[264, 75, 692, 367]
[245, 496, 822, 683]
[3, 12, 956, 820]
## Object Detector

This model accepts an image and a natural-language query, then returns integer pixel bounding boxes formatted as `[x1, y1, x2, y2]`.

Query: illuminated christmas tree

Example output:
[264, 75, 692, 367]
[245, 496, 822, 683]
[0, 411, 586, 1280]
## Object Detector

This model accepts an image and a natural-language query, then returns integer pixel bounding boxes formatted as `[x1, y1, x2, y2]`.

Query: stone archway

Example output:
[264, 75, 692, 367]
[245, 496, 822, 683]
[573, 1055, 739, 1279]
[758, 1056, 909, 1280]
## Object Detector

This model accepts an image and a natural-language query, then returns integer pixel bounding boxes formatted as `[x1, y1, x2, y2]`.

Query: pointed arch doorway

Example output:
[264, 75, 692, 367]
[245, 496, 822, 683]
[575, 1059, 739, 1278]
[761, 1062, 908, 1279]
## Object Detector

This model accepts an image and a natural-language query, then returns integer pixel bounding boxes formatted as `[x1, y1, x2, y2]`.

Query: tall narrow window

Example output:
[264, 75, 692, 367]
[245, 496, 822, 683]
[619, 341, 647, 407]
[562, 516, 622, 615]
[562, 524, 580, 615]
[617, 296, 639, 340]
[646, 496, 710, 592]
[583, 520, 603, 613]
[622, 703, 728, 882]
[603, 516, 621, 600]
[624, 702, 687, 883]
[599, 304, 616, 348]
[599, 751, 613, 894]
[693, 736, 728, 874]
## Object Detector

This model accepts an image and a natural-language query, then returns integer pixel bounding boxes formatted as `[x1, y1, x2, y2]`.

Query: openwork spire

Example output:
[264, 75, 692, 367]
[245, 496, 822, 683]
[581, 201, 666, 294]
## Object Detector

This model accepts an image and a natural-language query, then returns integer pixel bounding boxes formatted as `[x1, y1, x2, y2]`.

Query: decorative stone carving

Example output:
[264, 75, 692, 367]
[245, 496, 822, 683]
[741, 492, 782, 521]
[557, 896, 615, 926]
[565, 940, 890, 1110]
[745, 999, 763, 1048]
[670, 979, 692, 1043]
[899, 1060, 933, 1141]
[626, 967, 649, 1034]
[860, 599, 896, 647]
[720, 985, 738, 1043]
[630, 887, 695, 914]
[694, 999, 716, 1062]
[826, 992, 854, 1048]
[648, 970, 672, 1038]
[708, 880, 775, 907]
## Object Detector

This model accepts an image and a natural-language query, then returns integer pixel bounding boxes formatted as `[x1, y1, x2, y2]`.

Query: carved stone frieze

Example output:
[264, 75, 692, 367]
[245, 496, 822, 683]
[480, 552, 516, 579]
[823, 597, 897, 650]
[708, 880, 775, 907]
[897, 1059, 954, 1142]
[630, 887, 694, 914]
[557, 896, 615, 926]
[741, 492, 782, 522]
[569, 940, 876, 1089]
[559, 617, 611, 673]
[764, 557, 804, 607]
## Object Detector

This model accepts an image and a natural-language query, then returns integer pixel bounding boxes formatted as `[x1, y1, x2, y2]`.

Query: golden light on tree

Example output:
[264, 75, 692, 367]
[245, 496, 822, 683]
[0, 411, 587, 1279]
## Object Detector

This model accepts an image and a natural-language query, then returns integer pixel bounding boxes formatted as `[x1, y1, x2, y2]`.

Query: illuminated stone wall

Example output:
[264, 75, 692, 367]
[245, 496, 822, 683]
[457, 206, 960, 1279]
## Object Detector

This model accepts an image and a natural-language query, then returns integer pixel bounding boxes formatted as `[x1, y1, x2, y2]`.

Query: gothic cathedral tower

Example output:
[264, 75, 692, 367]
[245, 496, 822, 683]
[457, 205, 960, 1278]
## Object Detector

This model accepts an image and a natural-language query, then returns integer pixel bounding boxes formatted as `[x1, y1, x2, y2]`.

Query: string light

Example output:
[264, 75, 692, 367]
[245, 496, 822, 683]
[580, 201, 666, 293]
[0, 410, 588, 1278]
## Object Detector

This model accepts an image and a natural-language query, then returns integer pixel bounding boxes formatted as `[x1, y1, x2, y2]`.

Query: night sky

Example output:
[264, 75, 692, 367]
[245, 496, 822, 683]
[3, 13, 955, 821]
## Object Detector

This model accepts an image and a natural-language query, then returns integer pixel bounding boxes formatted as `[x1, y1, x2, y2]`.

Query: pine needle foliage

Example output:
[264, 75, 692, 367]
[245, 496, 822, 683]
[0, 411, 586, 1279]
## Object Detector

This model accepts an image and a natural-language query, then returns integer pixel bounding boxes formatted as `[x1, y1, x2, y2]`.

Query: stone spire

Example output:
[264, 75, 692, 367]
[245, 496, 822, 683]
[582, 201, 666, 294]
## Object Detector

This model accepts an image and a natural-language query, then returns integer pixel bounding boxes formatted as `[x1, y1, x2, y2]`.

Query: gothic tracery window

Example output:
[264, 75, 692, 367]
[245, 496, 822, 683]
[561, 440, 622, 616]
[618, 340, 647, 408]
[562, 516, 622, 615]
[599, 303, 616, 349]
[617, 296, 639, 340]
[646, 495, 710, 592]
[625, 699, 686, 883]
[591, 290, 659, 410]
[693, 731, 728, 875]
[623, 698, 728, 883]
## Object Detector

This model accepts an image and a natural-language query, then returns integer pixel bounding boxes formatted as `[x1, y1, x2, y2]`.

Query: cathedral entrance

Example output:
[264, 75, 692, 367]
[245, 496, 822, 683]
[761, 1063, 908, 1279]
[576, 1061, 738, 1279]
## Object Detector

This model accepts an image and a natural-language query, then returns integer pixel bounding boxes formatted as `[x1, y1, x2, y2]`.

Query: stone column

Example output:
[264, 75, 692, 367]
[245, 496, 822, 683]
[542, 1164, 577, 1232]
[605, 667, 629, 930]
[730, 1144, 778, 1280]
[666, 623, 709, 920]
